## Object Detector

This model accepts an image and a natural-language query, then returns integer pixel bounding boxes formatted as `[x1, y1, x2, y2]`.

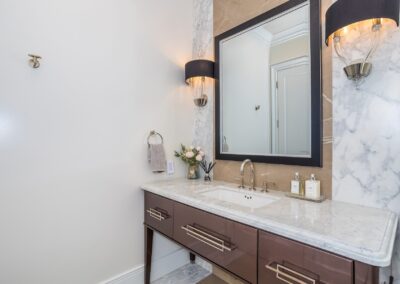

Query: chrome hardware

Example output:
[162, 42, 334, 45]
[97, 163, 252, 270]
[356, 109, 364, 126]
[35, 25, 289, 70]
[266, 263, 316, 284]
[28, 54, 41, 69]
[146, 208, 165, 221]
[343, 62, 372, 81]
[194, 76, 208, 107]
[147, 130, 164, 147]
[261, 181, 277, 193]
[181, 225, 233, 252]
[194, 94, 208, 107]
[239, 159, 255, 190]
[261, 181, 269, 193]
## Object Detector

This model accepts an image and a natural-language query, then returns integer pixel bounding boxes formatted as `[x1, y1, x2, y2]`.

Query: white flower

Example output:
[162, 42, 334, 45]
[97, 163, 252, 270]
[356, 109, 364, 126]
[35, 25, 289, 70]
[196, 146, 201, 151]
[199, 151, 205, 156]
[196, 154, 203, 161]
[190, 145, 194, 150]
[185, 151, 194, 158]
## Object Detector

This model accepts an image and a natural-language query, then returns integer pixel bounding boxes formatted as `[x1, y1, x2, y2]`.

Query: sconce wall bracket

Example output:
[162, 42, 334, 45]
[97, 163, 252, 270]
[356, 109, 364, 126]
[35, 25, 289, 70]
[194, 94, 208, 107]
[344, 62, 372, 81]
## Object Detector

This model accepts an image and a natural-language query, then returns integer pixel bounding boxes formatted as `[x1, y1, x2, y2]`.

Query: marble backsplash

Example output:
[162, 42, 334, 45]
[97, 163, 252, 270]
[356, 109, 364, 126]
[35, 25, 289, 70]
[332, 19, 400, 284]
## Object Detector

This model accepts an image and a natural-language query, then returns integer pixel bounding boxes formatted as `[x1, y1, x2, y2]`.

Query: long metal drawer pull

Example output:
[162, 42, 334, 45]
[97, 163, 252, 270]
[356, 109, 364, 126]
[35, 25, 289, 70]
[265, 263, 316, 284]
[146, 208, 165, 221]
[181, 225, 232, 252]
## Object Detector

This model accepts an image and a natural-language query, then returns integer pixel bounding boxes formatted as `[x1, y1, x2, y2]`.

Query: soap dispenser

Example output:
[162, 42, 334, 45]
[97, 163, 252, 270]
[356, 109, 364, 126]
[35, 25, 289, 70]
[291, 172, 300, 195]
[305, 174, 321, 199]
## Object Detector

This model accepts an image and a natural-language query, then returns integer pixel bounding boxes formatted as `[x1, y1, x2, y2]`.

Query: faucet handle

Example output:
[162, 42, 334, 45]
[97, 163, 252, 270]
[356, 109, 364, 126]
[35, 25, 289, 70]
[234, 176, 245, 188]
[262, 181, 276, 192]
[261, 181, 269, 192]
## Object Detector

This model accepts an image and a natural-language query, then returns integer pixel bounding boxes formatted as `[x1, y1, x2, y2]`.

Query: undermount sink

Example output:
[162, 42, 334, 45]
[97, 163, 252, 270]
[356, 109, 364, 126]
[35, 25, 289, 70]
[200, 186, 279, 209]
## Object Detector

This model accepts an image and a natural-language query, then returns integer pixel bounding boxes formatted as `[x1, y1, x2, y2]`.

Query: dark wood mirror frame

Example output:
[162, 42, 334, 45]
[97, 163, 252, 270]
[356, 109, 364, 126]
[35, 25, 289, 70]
[215, 0, 322, 167]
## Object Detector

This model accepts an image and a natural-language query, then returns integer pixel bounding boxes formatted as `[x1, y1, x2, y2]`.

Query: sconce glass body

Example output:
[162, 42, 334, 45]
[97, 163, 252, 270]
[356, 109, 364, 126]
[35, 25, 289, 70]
[325, 0, 399, 81]
[185, 59, 215, 107]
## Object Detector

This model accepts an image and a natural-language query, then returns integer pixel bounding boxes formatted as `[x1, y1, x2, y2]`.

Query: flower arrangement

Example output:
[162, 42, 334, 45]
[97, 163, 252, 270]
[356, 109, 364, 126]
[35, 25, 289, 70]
[174, 144, 205, 166]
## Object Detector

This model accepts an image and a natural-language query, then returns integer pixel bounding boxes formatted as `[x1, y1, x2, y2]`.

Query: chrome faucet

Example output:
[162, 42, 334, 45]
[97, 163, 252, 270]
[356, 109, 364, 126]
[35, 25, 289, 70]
[239, 159, 256, 190]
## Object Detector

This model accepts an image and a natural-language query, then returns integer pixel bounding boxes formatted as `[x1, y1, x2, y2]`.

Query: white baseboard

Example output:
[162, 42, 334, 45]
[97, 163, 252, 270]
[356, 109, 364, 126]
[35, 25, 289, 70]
[101, 248, 190, 284]
[100, 265, 144, 284]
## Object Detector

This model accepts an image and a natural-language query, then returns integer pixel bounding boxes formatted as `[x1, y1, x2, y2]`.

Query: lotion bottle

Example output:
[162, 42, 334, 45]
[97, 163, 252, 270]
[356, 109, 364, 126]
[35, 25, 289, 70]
[291, 172, 300, 195]
[305, 174, 321, 199]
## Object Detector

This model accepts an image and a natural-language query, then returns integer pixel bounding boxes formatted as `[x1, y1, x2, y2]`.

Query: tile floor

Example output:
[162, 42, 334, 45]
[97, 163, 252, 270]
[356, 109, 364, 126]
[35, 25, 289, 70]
[151, 263, 211, 284]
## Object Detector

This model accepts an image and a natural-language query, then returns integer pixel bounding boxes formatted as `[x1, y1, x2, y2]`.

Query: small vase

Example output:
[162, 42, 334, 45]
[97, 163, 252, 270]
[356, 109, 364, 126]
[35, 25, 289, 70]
[204, 173, 211, 182]
[187, 164, 200, 180]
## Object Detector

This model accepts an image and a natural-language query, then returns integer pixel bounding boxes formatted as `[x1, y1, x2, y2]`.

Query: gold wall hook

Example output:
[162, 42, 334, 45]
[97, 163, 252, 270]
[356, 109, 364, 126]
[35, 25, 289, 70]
[28, 54, 42, 69]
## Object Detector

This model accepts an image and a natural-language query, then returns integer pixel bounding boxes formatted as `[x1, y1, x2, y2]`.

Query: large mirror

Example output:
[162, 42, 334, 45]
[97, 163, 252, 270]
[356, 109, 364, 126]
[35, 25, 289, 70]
[215, 0, 322, 167]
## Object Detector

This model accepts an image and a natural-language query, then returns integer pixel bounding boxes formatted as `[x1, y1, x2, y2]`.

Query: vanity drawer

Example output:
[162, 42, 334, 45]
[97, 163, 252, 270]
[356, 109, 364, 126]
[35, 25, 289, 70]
[144, 192, 174, 238]
[174, 203, 257, 284]
[258, 231, 353, 284]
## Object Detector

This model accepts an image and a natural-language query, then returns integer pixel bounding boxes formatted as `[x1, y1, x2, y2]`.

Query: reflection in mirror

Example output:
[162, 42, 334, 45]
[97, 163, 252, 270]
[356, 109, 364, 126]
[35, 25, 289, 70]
[220, 3, 311, 157]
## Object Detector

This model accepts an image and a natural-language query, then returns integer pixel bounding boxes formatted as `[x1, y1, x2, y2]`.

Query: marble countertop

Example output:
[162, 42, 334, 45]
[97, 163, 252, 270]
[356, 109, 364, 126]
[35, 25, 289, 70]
[141, 179, 398, 267]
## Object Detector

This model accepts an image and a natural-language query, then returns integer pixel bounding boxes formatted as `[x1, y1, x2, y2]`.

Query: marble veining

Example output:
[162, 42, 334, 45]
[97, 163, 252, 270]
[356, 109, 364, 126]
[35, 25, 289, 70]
[192, 0, 214, 165]
[152, 263, 211, 284]
[142, 179, 398, 267]
[332, 16, 400, 283]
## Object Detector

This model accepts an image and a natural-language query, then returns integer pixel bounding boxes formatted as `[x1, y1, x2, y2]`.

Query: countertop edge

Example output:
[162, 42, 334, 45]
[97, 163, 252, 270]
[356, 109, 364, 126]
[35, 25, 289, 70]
[141, 185, 398, 267]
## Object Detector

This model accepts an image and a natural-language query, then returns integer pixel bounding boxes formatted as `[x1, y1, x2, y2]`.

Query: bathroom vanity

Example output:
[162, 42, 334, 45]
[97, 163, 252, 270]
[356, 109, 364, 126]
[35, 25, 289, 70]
[142, 180, 398, 284]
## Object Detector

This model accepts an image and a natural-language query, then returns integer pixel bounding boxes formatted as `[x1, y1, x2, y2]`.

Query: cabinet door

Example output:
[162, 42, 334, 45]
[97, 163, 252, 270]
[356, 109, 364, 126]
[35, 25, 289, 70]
[174, 203, 257, 283]
[259, 231, 353, 284]
[144, 192, 174, 238]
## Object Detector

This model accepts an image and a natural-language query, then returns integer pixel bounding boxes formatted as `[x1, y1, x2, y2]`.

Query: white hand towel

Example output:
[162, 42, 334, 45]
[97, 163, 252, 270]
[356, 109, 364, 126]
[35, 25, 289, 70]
[148, 144, 166, 173]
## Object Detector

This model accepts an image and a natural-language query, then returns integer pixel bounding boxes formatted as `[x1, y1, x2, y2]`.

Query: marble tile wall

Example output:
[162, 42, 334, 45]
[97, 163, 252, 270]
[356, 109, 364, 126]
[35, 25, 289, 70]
[332, 18, 400, 284]
[191, 0, 214, 165]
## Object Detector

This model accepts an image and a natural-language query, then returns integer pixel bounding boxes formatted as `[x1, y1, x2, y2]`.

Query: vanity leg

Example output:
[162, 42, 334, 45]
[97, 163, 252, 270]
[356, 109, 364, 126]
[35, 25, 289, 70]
[354, 261, 379, 284]
[190, 252, 196, 264]
[145, 226, 154, 284]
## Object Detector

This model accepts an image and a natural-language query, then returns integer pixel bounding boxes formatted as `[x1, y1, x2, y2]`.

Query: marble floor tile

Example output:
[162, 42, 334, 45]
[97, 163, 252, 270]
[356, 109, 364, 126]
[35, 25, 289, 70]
[151, 263, 211, 284]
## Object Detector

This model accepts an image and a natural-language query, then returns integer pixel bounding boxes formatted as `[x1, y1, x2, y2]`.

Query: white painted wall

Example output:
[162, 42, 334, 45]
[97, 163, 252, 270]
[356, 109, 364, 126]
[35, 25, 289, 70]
[0, 0, 195, 283]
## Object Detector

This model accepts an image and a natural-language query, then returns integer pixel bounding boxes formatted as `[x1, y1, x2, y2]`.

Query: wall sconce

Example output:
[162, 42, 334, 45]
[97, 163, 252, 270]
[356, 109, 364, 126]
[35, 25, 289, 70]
[325, 0, 399, 81]
[185, 59, 215, 107]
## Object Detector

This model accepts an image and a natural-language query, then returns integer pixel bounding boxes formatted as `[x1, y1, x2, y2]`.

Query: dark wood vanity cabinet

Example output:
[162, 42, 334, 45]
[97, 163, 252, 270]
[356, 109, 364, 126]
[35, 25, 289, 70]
[174, 203, 257, 284]
[144, 192, 174, 238]
[258, 231, 353, 284]
[143, 192, 379, 284]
